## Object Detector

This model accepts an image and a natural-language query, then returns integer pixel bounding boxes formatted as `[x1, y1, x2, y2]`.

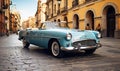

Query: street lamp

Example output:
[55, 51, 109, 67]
[57, 0, 61, 4]
[57, 0, 61, 14]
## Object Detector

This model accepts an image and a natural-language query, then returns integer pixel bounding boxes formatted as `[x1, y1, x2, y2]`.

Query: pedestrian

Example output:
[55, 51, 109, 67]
[6, 29, 9, 36]
[85, 23, 92, 30]
[96, 23, 101, 33]
[96, 23, 102, 38]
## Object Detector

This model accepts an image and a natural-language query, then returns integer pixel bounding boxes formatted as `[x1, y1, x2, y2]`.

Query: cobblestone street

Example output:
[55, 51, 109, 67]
[0, 34, 120, 71]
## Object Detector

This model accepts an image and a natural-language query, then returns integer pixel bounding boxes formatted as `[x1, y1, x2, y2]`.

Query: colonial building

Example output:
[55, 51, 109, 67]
[35, 0, 41, 27]
[10, 5, 21, 33]
[0, 0, 11, 36]
[22, 16, 36, 29]
[22, 20, 29, 29]
[28, 16, 36, 28]
[46, 0, 120, 38]
[35, 0, 47, 27]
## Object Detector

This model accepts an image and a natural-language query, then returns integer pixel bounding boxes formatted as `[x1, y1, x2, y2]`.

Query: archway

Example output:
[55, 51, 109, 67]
[103, 5, 116, 37]
[86, 10, 94, 30]
[73, 14, 79, 29]
[107, 6, 116, 37]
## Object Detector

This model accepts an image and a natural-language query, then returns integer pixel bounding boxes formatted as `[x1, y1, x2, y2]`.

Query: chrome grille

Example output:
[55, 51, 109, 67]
[72, 40, 96, 47]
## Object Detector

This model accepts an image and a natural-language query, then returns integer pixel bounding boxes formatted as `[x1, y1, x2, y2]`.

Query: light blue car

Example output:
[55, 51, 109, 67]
[18, 21, 101, 57]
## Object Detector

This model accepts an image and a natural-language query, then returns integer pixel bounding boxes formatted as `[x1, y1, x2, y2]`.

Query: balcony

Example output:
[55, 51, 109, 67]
[50, 14, 53, 18]
[85, 0, 98, 3]
[61, 7, 68, 13]
[72, 0, 79, 8]
[57, 10, 60, 15]
[2, 4, 9, 9]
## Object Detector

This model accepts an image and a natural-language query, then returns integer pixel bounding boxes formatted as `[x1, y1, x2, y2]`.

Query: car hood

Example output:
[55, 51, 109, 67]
[48, 28, 97, 41]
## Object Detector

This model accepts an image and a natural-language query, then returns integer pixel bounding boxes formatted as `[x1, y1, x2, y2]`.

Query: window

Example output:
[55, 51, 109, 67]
[54, 4, 56, 14]
[72, 0, 79, 7]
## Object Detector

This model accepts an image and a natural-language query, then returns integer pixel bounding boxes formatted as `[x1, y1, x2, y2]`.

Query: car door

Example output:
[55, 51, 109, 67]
[27, 30, 38, 45]
[36, 29, 49, 48]
[29, 29, 45, 47]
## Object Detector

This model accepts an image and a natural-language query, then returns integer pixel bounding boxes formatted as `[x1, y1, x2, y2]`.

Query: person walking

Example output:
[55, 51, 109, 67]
[85, 23, 92, 30]
[96, 23, 101, 33]
[96, 23, 102, 38]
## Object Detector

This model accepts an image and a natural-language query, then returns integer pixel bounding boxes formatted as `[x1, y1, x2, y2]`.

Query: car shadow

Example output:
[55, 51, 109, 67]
[22, 46, 51, 56]
[21, 46, 105, 60]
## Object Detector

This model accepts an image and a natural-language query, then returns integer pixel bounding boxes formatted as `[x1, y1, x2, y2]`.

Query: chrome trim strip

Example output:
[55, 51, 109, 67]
[61, 43, 102, 51]
[28, 35, 62, 39]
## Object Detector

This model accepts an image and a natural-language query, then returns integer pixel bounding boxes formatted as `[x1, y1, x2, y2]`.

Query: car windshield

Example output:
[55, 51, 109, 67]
[39, 21, 68, 29]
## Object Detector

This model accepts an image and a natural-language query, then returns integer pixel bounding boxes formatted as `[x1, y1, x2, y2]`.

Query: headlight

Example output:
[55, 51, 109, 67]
[98, 33, 101, 38]
[66, 33, 72, 41]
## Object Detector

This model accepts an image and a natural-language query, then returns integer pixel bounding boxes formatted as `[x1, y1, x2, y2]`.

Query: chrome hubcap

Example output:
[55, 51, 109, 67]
[52, 42, 59, 56]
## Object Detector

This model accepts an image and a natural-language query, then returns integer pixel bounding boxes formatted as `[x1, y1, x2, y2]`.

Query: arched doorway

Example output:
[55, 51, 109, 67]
[86, 10, 94, 30]
[106, 6, 116, 37]
[58, 19, 60, 22]
[73, 14, 79, 29]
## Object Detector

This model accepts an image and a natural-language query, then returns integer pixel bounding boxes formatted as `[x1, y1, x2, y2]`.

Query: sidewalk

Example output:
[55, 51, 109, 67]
[0, 34, 22, 47]
[100, 37, 120, 49]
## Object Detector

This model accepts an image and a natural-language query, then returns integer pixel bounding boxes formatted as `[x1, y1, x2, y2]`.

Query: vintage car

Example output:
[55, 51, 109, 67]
[18, 21, 101, 57]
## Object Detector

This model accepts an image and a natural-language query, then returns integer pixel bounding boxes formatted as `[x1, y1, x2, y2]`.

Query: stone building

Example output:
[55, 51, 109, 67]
[22, 16, 36, 29]
[46, 0, 120, 38]
[10, 6, 21, 33]
[35, 0, 47, 27]
[0, 0, 11, 36]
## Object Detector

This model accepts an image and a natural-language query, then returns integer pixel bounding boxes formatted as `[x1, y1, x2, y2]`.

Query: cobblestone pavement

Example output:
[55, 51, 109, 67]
[0, 34, 120, 71]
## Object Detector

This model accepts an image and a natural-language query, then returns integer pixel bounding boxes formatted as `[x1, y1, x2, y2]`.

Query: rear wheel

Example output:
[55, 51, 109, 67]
[22, 38, 30, 48]
[50, 40, 63, 57]
[85, 49, 96, 54]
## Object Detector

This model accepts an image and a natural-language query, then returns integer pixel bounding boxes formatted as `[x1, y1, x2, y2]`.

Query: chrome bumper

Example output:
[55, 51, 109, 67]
[61, 43, 102, 51]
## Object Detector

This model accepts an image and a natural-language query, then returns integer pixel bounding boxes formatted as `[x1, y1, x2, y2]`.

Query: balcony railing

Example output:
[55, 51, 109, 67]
[61, 7, 68, 13]
[57, 10, 60, 15]
[85, 0, 98, 3]
[2, 4, 9, 9]
[72, 0, 79, 8]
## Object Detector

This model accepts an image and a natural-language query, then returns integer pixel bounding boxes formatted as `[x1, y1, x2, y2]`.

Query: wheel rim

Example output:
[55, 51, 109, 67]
[51, 41, 60, 56]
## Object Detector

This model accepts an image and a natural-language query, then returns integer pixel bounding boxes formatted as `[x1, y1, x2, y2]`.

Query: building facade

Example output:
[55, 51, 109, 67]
[22, 16, 36, 29]
[35, 0, 41, 27]
[0, 0, 11, 36]
[10, 5, 21, 33]
[46, 0, 120, 38]
[10, 11, 21, 33]
[35, 0, 47, 27]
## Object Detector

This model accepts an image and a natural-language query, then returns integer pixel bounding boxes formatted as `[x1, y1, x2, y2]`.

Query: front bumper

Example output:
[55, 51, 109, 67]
[61, 43, 102, 51]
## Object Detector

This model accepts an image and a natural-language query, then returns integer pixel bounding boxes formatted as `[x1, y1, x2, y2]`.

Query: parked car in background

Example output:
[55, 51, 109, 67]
[18, 21, 102, 57]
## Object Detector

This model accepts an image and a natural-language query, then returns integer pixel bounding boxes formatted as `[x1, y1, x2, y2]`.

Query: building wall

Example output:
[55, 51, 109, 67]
[35, 0, 41, 27]
[46, 0, 120, 38]
[22, 17, 36, 29]
[0, 0, 11, 36]
[10, 11, 21, 33]
[36, 0, 47, 27]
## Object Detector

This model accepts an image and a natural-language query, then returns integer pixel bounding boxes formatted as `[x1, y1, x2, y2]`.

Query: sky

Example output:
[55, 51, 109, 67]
[11, 0, 38, 21]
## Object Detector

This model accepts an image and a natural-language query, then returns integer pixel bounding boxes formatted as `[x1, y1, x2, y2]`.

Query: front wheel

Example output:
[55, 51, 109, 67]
[22, 38, 30, 48]
[50, 40, 63, 57]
